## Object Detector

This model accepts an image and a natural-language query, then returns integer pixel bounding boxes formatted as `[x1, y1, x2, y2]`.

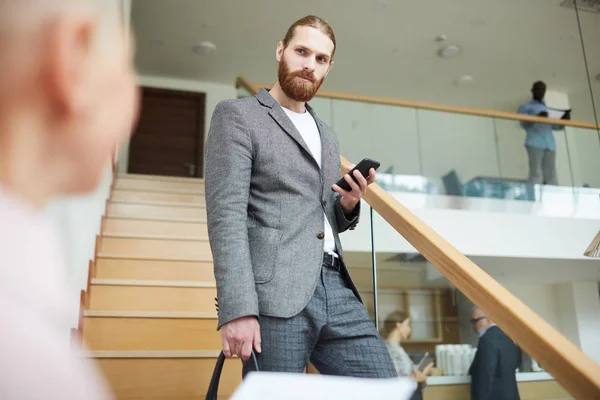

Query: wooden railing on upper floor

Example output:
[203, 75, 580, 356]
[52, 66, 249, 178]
[236, 76, 600, 131]
[236, 76, 600, 399]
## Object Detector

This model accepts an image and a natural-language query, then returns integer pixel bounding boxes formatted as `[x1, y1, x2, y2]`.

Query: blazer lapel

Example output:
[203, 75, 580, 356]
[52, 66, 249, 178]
[256, 89, 317, 165]
[269, 106, 316, 162]
[307, 104, 337, 194]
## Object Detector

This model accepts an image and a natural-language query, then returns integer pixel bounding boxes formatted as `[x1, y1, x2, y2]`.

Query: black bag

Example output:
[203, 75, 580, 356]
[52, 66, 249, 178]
[205, 350, 259, 400]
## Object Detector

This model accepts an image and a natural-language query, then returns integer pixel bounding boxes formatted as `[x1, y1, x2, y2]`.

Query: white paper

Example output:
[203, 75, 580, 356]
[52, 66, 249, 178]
[546, 108, 569, 120]
[230, 372, 417, 400]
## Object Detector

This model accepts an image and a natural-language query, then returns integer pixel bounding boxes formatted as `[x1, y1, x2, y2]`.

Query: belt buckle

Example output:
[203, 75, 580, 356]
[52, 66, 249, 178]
[335, 257, 342, 271]
[324, 253, 340, 272]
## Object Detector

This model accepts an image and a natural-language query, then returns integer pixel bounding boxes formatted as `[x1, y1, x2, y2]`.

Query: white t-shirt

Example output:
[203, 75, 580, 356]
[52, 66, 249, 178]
[283, 107, 337, 256]
[0, 188, 114, 399]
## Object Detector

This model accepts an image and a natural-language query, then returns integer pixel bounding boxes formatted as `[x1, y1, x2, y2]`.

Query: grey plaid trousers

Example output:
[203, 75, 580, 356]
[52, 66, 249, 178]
[242, 264, 397, 378]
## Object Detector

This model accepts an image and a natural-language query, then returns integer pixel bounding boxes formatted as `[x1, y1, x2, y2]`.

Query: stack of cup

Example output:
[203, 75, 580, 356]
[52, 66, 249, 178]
[435, 344, 476, 375]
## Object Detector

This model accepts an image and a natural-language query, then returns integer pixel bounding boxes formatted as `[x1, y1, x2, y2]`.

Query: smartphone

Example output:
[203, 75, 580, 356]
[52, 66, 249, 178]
[334, 158, 381, 192]
[417, 352, 434, 372]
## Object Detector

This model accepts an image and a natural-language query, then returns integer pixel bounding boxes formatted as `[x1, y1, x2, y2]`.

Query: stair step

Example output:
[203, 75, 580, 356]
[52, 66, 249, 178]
[91, 279, 215, 288]
[117, 173, 205, 184]
[84, 310, 218, 318]
[102, 233, 207, 241]
[115, 178, 205, 193]
[103, 214, 206, 223]
[98, 236, 212, 260]
[88, 283, 217, 312]
[114, 186, 205, 195]
[95, 357, 241, 399]
[108, 199, 206, 208]
[102, 217, 208, 238]
[111, 189, 205, 205]
[95, 258, 214, 281]
[111, 200, 205, 209]
[107, 202, 207, 219]
[97, 253, 212, 262]
[82, 315, 220, 351]
[91, 350, 221, 358]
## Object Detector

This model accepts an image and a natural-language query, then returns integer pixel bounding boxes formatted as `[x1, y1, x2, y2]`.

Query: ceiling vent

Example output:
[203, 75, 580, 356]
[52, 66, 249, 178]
[560, 0, 600, 12]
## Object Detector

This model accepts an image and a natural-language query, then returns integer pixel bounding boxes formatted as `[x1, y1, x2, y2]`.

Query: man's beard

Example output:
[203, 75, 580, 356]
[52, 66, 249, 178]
[278, 57, 325, 103]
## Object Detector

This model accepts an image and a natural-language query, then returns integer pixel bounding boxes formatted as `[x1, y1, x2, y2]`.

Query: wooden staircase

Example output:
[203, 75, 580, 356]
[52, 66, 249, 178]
[80, 173, 242, 399]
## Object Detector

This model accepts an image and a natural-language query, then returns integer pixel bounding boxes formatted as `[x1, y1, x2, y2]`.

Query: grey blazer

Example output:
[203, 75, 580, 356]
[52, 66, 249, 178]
[205, 88, 362, 329]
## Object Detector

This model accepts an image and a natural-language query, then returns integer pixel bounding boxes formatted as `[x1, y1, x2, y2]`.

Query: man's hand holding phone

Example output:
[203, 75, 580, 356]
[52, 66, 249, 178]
[332, 158, 380, 214]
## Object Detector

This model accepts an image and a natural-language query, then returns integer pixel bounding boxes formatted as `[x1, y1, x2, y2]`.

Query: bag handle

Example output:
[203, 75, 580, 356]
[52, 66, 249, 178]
[205, 350, 259, 400]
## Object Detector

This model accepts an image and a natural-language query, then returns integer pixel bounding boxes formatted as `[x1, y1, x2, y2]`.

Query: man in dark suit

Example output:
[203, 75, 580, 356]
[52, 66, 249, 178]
[205, 15, 398, 379]
[469, 307, 521, 400]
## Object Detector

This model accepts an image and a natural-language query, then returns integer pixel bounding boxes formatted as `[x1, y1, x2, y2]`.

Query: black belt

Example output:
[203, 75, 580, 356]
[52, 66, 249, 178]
[322, 253, 342, 271]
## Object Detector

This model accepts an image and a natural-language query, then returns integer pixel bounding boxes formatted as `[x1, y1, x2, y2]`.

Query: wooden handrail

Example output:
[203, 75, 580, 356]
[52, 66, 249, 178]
[235, 77, 261, 97]
[241, 77, 600, 130]
[340, 155, 600, 399]
[236, 75, 600, 396]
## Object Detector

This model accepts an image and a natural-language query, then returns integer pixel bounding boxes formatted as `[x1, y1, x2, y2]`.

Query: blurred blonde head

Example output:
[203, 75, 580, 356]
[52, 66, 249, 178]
[0, 0, 139, 205]
[381, 310, 412, 342]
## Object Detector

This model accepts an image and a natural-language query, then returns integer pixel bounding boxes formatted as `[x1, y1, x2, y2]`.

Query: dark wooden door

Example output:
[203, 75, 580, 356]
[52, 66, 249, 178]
[128, 87, 205, 177]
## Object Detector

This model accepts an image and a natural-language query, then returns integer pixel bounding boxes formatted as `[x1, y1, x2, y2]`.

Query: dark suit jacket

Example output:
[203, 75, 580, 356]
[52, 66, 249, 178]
[469, 326, 521, 400]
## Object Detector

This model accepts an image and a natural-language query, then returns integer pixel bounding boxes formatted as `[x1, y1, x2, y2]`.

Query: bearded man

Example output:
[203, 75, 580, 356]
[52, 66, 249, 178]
[205, 15, 397, 378]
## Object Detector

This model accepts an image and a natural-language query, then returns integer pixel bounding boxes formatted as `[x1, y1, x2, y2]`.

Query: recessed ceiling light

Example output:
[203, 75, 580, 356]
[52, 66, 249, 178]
[454, 75, 474, 86]
[193, 41, 217, 55]
[435, 34, 448, 42]
[559, 32, 577, 42]
[374, 0, 388, 10]
[438, 44, 461, 58]
[470, 18, 487, 28]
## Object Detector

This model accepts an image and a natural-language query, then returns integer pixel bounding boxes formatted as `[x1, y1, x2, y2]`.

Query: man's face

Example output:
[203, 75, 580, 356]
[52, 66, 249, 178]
[471, 309, 489, 334]
[532, 82, 546, 101]
[277, 25, 334, 103]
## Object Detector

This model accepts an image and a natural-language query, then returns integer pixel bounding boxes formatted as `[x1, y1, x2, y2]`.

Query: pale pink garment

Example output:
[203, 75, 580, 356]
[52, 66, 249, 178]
[0, 189, 114, 399]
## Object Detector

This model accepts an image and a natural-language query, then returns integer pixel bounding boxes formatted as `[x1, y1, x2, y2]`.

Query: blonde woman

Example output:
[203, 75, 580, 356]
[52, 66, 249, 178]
[381, 311, 433, 400]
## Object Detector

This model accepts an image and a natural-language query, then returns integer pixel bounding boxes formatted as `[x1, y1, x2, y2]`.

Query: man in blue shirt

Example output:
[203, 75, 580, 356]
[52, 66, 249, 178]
[517, 81, 569, 185]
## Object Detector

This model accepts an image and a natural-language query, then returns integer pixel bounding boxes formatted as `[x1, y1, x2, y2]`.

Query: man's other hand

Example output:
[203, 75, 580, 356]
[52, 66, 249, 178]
[220, 316, 261, 361]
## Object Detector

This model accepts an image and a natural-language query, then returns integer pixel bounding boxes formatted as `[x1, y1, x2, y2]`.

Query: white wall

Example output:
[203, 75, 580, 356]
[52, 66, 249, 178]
[116, 0, 133, 172]
[555, 283, 582, 347]
[566, 127, 600, 188]
[555, 282, 600, 364]
[571, 282, 600, 364]
[123, 0, 131, 28]
[118, 76, 237, 174]
[503, 284, 561, 330]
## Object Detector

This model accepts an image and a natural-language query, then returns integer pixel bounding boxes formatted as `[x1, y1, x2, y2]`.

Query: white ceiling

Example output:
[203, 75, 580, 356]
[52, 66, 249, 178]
[131, 0, 600, 121]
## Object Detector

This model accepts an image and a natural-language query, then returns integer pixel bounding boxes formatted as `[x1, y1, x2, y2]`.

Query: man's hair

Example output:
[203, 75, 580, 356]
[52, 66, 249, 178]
[380, 310, 409, 338]
[471, 306, 486, 315]
[282, 15, 336, 58]
[532, 81, 546, 90]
